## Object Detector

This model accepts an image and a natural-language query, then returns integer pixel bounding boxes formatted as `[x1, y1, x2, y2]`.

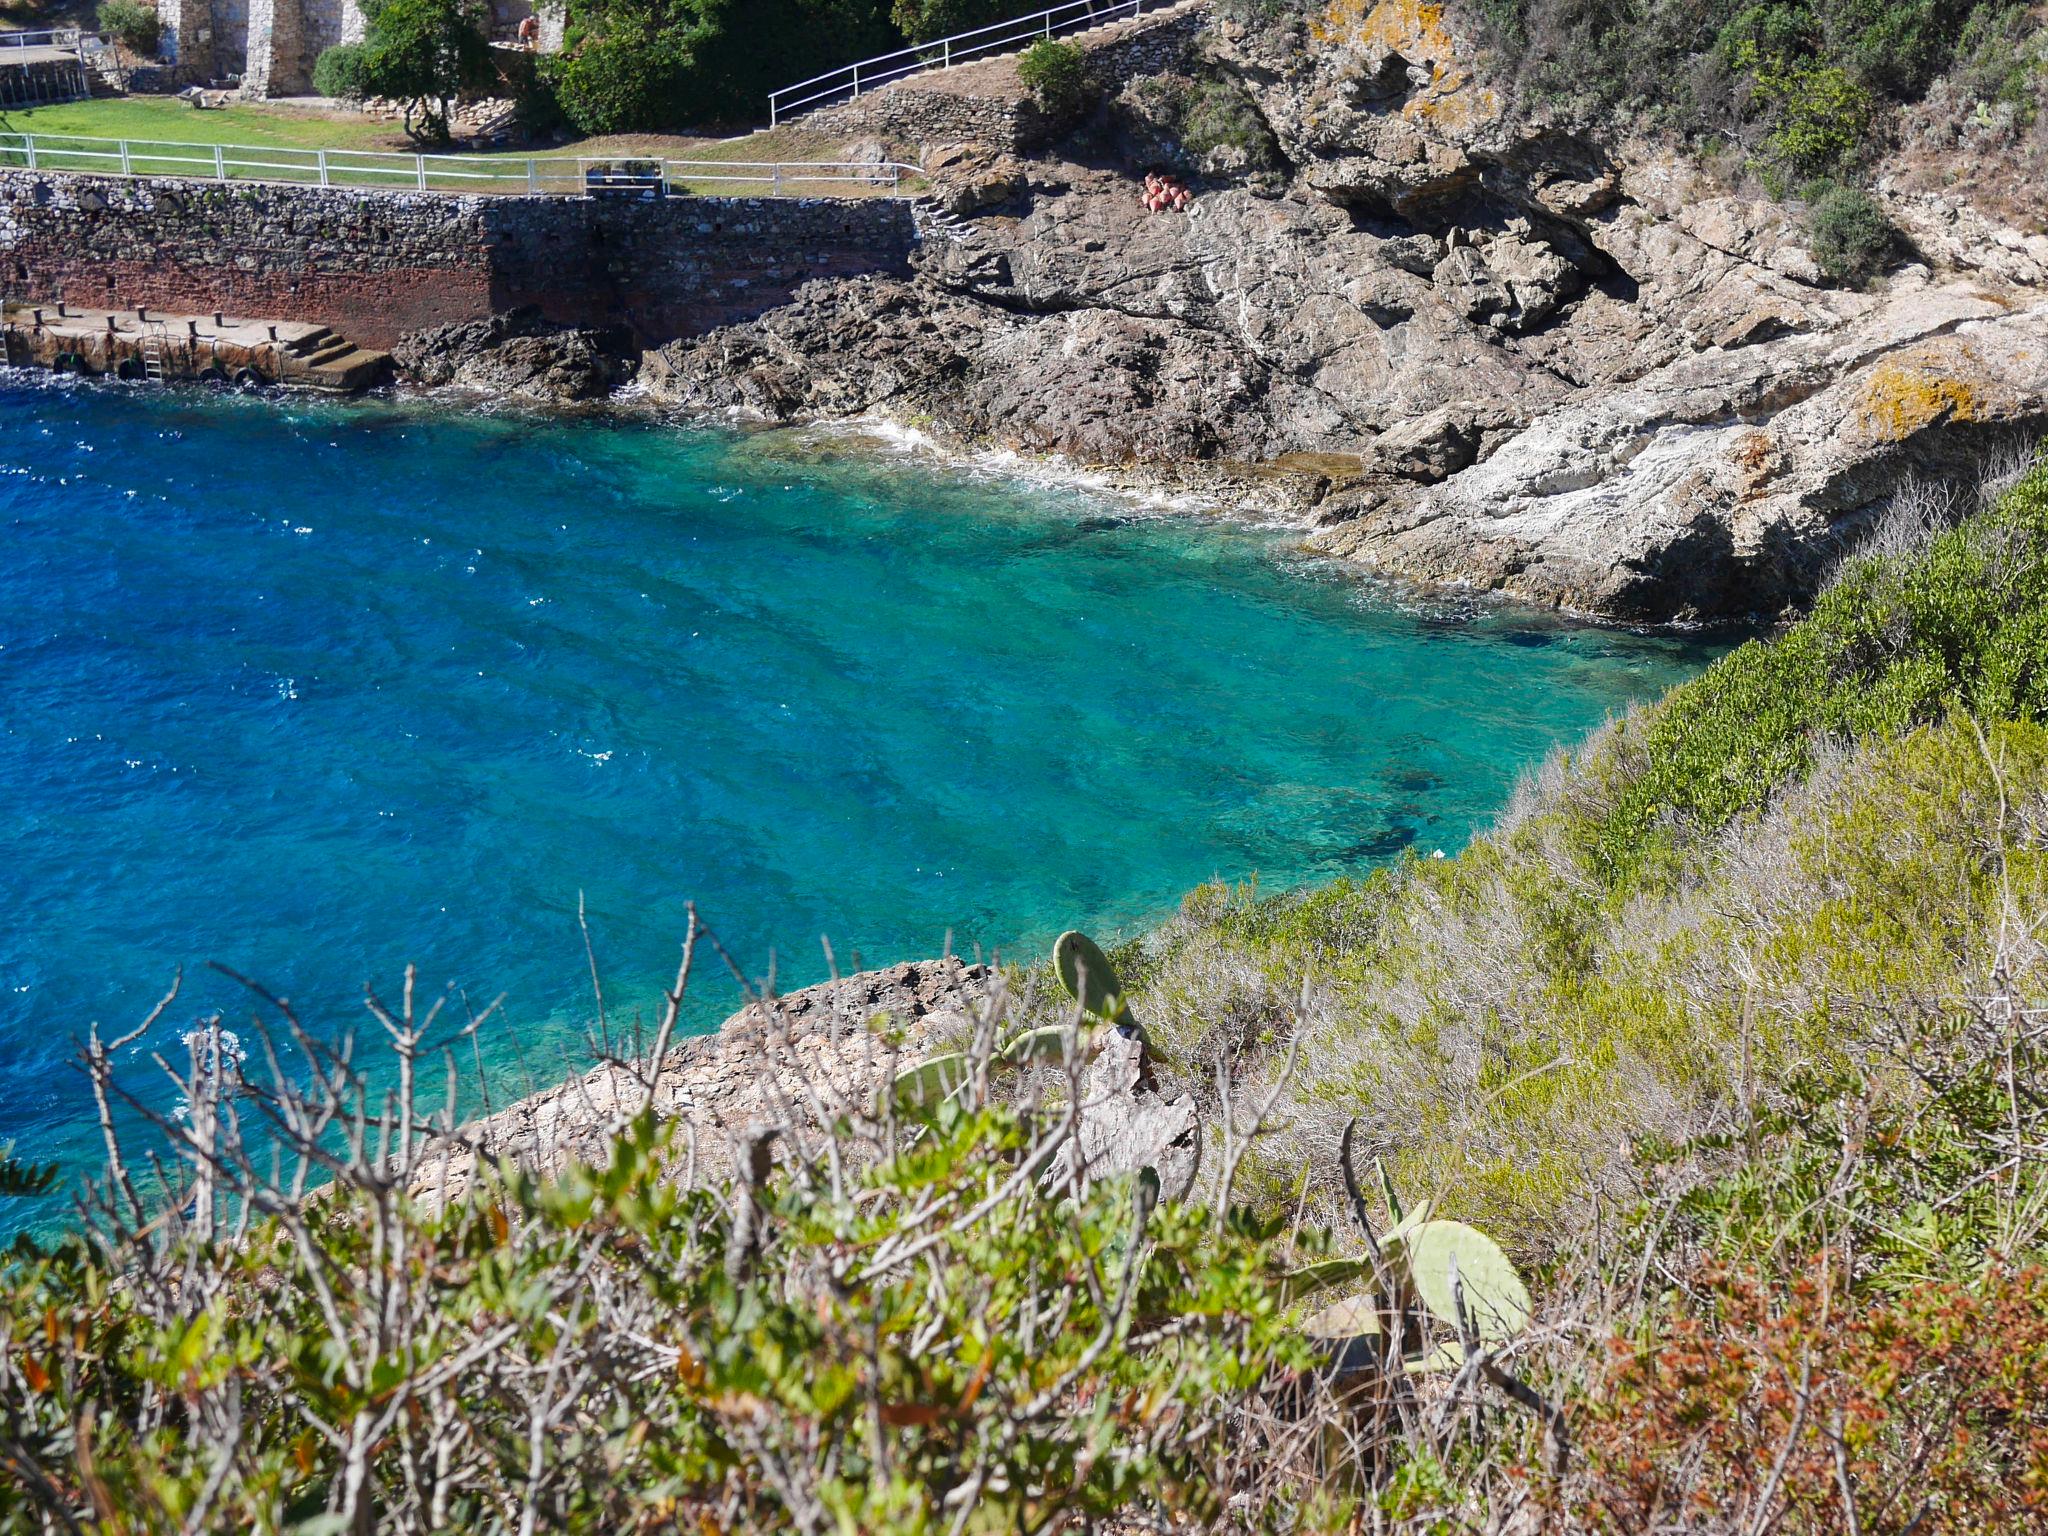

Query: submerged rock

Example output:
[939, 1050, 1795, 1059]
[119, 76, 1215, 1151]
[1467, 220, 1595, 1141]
[394, 307, 639, 403]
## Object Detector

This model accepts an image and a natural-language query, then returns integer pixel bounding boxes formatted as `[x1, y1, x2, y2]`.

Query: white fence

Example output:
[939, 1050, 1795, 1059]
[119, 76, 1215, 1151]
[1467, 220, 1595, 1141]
[0, 28, 97, 52]
[0, 134, 924, 198]
[768, 0, 1174, 123]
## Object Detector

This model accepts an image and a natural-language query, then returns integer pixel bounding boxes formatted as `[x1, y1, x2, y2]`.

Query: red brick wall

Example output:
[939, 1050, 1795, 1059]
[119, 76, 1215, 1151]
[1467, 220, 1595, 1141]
[0, 174, 916, 350]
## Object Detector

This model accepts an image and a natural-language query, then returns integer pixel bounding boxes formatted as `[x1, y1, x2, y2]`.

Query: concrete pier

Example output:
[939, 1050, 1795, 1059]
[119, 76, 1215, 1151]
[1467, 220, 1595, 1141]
[0, 301, 391, 391]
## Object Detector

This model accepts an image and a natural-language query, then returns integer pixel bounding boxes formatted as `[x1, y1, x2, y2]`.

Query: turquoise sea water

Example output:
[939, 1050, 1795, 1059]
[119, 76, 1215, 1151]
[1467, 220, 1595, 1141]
[0, 380, 1718, 1212]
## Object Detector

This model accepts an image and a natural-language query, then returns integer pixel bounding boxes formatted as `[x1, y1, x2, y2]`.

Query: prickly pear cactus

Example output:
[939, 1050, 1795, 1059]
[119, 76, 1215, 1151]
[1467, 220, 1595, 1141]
[998, 1024, 1072, 1068]
[888, 1052, 972, 1111]
[1052, 930, 1130, 1022]
[1403, 1220, 1531, 1345]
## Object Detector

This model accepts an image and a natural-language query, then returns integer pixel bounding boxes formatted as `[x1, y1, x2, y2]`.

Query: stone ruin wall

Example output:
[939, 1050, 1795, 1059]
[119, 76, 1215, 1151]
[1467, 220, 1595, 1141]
[0, 170, 917, 349]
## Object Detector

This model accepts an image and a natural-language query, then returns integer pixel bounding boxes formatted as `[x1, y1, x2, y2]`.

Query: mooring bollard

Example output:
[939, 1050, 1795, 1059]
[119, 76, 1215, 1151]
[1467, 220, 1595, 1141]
[267, 324, 278, 341]
[213, 311, 224, 327]
[187, 319, 199, 337]
[55, 300, 66, 317]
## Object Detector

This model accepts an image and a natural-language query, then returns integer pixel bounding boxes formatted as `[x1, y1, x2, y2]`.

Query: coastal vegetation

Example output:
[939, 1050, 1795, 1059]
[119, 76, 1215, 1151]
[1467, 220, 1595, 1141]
[1454, 0, 2046, 249]
[5, 446, 2045, 1530]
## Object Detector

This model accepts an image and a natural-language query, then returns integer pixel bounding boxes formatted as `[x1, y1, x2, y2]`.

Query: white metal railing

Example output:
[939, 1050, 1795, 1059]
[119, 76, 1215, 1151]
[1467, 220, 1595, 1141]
[0, 133, 924, 198]
[768, 0, 1173, 123]
[0, 28, 95, 51]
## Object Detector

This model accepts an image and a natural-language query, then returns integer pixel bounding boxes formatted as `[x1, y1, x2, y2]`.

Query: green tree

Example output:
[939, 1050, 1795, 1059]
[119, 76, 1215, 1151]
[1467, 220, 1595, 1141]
[888, 0, 1008, 46]
[543, 0, 704, 133]
[353, 0, 497, 145]
[541, 0, 897, 135]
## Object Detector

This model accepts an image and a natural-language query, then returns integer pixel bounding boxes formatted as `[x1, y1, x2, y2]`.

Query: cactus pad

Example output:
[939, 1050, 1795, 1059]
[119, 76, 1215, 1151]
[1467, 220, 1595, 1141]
[1052, 930, 1131, 1022]
[1404, 1221, 1531, 1344]
[887, 1052, 972, 1111]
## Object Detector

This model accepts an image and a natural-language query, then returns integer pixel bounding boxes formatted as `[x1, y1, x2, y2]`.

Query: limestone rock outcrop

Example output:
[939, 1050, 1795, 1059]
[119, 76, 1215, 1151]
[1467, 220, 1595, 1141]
[641, 0, 2048, 624]
[395, 307, 639, 403]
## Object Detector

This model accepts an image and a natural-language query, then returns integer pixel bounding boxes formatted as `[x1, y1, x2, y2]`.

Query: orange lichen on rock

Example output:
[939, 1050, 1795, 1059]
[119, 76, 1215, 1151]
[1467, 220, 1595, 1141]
[1860, 359, 1983, 441]
[1312, 0, 1500, 129]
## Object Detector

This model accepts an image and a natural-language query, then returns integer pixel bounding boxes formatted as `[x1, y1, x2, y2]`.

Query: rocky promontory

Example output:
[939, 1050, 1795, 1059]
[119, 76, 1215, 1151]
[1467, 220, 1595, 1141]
[632, 0, 2048, 624]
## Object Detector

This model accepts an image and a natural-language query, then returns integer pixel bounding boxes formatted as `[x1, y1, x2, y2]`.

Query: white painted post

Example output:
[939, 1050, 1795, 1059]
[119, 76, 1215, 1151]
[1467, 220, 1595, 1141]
[416, 154, 427, 190]
[317, 149, 329, 187]
[24, 136, 35, 171]
[526, 158, 537, 195]
[942, 38, 949, 66]
[852, 62, 860, 98]
[214, 144, 225, 180]
[772, 164, 782, 196]
[118, 139, 130, 175]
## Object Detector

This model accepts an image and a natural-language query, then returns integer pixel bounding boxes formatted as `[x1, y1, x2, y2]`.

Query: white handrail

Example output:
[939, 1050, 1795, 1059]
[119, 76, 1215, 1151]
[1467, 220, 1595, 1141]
[0, 28, 97, 50]
[768, 0, 1169, 123]
[0, 132, 923, 199]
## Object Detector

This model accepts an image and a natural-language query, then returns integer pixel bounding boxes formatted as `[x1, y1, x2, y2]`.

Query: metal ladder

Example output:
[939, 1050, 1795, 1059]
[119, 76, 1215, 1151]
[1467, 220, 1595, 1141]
[141, 322, 169, 384]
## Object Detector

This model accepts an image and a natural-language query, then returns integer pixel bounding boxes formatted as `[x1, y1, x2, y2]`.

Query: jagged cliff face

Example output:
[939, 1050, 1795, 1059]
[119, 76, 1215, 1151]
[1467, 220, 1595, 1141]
[640, 0, 2048, 624]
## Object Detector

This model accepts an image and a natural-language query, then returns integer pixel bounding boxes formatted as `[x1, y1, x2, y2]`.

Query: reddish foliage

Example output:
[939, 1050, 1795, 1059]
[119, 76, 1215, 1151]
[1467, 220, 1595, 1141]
[1572, 1257, 2048, 1534]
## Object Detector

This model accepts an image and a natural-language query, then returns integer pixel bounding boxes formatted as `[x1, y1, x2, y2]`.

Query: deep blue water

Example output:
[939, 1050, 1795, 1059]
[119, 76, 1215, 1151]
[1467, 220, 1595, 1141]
[0, 380, 1717, 1215]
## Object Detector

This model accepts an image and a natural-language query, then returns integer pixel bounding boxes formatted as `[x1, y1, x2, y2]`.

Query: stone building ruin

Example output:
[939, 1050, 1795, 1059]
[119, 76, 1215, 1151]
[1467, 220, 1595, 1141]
[154, 0, 557, 95]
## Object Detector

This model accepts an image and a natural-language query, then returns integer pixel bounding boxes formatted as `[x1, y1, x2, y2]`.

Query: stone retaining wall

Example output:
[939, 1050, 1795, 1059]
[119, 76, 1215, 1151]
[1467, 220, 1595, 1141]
[0, 172, 917, 348]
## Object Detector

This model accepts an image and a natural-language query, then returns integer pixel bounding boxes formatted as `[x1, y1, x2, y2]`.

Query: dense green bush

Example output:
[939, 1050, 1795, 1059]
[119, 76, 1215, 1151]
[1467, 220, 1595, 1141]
[1016, 38, 1090, 124]
[1584, 458, 2048, 886]
[1116, 71, 1282, 175]
[311, 39, 373, 101]
[542, 0, 897, 134]
[1800, 175, 1897, 282]
[0, 1001, 1357, 1532]
[95, 0, 160, 58]
[544, 1, 702, 133]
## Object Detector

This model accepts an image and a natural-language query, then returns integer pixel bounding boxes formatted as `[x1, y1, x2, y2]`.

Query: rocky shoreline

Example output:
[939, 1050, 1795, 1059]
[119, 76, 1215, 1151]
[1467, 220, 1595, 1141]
[388, 5, 2048, 628]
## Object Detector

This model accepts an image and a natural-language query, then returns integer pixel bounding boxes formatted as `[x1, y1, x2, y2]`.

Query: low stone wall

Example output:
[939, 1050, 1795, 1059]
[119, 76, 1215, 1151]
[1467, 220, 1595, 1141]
[0, 172, 918, 349]
[805, 0, 1210, 154]
[811, 85, 1044, 156]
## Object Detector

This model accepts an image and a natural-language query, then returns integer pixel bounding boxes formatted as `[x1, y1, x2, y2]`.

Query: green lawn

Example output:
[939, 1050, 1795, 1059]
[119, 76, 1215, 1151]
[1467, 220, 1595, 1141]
[0, 96, 923, 195]
[0, 95, 411, 151]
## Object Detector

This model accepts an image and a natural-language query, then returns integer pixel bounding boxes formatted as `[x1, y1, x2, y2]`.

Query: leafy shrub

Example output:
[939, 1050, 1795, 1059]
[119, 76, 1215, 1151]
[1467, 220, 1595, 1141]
[312, 40, 372, 101]
[1800, 176, 1898, 283]
[1017, 38, 1091, 123]
[95, 0, 160, 57]
[0, 974, 1364, 1533]
[543, 4, 700, 133]
[1583, 458, 2048, 886]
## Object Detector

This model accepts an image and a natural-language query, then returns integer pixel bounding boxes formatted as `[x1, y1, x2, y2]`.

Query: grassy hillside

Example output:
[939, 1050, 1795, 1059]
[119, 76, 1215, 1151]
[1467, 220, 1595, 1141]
[1136, 448, 2048, 1251]
[4, 453, 2047, 1532]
